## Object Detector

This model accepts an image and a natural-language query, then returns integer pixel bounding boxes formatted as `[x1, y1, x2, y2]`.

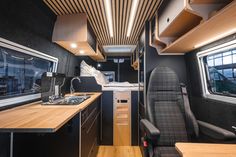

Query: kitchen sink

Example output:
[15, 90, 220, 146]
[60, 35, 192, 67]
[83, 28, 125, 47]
[43, 95, 90, 105]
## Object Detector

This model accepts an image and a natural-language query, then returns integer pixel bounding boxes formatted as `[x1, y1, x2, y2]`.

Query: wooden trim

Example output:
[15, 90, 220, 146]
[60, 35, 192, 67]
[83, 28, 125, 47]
[176, 142, 236, 157]
[0, 92, 102, 133]
[189, 0, 233, 4]
[113, 91, 131, 146]
[97, 146, 142, 157]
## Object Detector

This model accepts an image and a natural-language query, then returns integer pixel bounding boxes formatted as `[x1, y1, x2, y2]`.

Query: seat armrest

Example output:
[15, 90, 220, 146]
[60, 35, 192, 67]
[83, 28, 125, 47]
[140, 119, 160, 141]
[198, 120, 236, 140]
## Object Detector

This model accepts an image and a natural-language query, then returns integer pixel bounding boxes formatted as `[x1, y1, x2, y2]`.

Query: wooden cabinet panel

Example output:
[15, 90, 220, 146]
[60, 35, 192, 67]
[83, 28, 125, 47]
[52, 13, 97, 57]
[113, 91, 131, 146]
[101, 91, 139, 146]
[159, 0, 202, 37]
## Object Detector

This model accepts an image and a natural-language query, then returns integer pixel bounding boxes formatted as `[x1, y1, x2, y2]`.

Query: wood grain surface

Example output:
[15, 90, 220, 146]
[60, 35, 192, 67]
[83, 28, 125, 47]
[0, 92, 101, 133]
[176, 142, 236, 157]
[96, 146, 142, 157]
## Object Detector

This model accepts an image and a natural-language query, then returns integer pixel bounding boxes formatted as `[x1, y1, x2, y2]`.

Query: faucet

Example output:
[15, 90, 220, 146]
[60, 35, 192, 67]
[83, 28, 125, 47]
[70, 77, 81, 95]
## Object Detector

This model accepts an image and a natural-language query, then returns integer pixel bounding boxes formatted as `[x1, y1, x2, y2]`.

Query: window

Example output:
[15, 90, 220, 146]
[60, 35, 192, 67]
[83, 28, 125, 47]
[0, 38, 58, 107]
[198, 39, 236, 103]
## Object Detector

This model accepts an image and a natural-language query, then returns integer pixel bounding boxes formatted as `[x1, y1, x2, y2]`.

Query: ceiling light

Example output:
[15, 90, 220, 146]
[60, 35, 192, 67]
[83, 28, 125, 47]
[127, 0, 139, 37]
[79, 50, 85, 54]
[103, 45, 136, 53]
[104, 0, 113, 37]
[194, 28, 236, 48]
[70, 43, 77, 49]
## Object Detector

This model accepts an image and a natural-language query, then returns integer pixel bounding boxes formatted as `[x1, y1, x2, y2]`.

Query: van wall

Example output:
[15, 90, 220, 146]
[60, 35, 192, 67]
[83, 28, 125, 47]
[98, 57, 138, 83]
[144, 22, 188, 88]
[0, 0, 96, 77]
[185, 34, 236, 132]
[145, 18, 236, 133]
[0, 0, 96, 156]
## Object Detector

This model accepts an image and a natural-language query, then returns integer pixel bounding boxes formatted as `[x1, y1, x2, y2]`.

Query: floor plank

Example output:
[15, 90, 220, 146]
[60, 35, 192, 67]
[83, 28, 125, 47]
[97, 146, 142, 157]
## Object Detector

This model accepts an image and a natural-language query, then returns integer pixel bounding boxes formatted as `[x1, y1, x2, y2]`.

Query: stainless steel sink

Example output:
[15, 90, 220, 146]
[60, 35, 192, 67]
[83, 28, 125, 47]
[43, 95, 90, 105]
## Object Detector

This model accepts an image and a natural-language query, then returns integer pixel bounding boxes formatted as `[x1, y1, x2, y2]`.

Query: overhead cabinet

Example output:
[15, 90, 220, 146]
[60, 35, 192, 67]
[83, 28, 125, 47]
[90, 44, 106, 62]
[158, 0, 202, 38]
[52, 13, 97, 57]
[151, 0, 234, 54]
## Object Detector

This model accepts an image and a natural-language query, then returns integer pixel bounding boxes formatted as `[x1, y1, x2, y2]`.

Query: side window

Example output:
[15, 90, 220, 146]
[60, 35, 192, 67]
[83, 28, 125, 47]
[202, 49, 236, 97]
[0, 38, 58, 107]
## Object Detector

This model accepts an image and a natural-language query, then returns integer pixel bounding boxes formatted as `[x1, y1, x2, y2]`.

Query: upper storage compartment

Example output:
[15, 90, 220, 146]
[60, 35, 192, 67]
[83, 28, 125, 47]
[90, 44, 106, 62]
[151, 0, 235, 54]
[52, 13, 97, 57]
[158, 0, 202, 38]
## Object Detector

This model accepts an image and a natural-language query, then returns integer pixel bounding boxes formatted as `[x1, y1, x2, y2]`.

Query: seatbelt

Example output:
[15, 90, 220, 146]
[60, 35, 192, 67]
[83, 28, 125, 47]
[180, 84, 199, 137]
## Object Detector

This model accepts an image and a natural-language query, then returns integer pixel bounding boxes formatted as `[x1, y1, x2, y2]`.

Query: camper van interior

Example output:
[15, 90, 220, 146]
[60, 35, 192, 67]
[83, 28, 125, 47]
[0, 0, 236, 157]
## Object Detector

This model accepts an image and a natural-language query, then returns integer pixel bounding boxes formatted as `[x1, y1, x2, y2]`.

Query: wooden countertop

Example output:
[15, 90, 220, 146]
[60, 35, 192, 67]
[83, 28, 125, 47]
[0, 92, 102, 133]
[175, 142, 236, 157]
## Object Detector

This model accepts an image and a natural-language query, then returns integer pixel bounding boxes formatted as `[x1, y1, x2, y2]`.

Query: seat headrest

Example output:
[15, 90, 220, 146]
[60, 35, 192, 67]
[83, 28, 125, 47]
[149, 67, 179, 91]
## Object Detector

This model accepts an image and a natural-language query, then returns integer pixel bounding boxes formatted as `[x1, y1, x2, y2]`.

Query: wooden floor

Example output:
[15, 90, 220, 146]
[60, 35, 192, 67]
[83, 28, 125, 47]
[97, 146, 142, 157]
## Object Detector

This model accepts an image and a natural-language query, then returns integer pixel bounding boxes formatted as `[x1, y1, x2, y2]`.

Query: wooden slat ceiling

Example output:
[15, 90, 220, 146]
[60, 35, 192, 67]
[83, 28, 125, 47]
[43, 0, 161, 45]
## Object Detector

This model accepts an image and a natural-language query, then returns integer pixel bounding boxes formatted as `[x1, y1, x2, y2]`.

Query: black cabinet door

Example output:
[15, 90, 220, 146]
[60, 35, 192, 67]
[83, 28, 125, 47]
[81, 100, 100, 157]
[14, 114, 80, 157]
[101, 91, 113, 145]
[131, 91, 138, 145]
[87, 23, 96, 51]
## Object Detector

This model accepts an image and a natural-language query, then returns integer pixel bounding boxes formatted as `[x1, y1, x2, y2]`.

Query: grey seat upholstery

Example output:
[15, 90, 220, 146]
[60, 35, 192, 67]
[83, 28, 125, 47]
[154, 147, 180, 157]
[141, 67, 198, 157]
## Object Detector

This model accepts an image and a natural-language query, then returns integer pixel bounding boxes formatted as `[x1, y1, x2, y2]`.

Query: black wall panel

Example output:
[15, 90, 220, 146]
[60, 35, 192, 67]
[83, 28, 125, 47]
[0, 0, 96, 156]
[185, 34, 236, 133]
[144, 22, 188, 88]
[0, 0, 96, 77]
[98, 57, 138, 83]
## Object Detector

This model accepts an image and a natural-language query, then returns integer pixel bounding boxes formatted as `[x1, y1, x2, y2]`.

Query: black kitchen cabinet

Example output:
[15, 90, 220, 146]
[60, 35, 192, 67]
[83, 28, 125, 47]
[131, 91, 138, 145]
[81, 100, 100, 157]
[12, 97, 101, 157]
[87, 23, 97, 52]
[14, 114, 80, 157]
[100, 91, 113, 145]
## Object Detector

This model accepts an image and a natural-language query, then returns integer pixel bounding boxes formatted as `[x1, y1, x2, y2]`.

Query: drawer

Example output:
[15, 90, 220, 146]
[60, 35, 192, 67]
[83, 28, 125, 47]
[88, 138, 98, 157]
[81, 107, 98, 127]
[81, 101, 98, 124]
[81, 112, 99, 157]
[159, 0, 186, 36]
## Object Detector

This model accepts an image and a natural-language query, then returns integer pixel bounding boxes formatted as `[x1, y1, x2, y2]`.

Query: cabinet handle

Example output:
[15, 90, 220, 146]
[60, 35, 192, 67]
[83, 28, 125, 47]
[87, 113, 99, 134]
[167, 18, 170, 23]
[232, 126, 236, 132]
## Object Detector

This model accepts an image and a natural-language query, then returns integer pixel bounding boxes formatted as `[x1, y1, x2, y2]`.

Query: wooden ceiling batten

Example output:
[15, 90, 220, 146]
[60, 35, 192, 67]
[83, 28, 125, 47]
[125, 0, 132, 44]
[95, 0, 107, 44]
[98, 0, 109, 45]
[43, 0, 161, 45]
[135, 0, 160, 42]
[87, 0, 105, 43]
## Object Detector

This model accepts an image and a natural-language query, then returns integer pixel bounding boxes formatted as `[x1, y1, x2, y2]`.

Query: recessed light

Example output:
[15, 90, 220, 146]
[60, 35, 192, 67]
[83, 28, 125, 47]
[104, 0, 114, 37]
[70, 43, 77, 49]
[127, 0, 139, 37]
[79, 50, 85, 54]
